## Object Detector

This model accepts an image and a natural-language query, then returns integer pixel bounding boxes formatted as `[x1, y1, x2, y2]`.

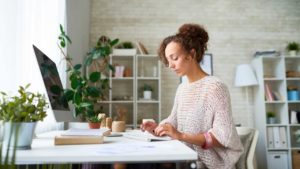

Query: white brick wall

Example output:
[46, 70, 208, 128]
[90, 0, 300, 127]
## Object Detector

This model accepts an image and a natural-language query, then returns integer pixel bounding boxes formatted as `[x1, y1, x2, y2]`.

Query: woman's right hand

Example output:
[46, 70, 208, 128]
[140, 121, 158, 135]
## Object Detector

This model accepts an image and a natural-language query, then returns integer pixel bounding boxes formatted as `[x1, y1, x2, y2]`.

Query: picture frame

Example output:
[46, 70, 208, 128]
[180, 53, 213, 83]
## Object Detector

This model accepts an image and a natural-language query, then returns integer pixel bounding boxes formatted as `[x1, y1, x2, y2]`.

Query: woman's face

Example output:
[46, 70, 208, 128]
[165, 42, 191, 76]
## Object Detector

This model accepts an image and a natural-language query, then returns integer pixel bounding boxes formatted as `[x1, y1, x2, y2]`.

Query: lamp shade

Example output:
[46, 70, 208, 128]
[234, 64, 258, 87]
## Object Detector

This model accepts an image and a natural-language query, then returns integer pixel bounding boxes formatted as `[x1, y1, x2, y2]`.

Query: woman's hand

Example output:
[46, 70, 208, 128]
[140, 121, 158, 135]
[154, 123, 182, 140]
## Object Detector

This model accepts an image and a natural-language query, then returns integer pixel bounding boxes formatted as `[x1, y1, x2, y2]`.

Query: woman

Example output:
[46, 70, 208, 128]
[141, 23, 243, 169]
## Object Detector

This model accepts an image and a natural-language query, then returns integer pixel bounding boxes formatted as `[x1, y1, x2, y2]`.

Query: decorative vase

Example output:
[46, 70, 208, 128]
[143, 91, 152, 100]
[88, 122, 101, 129]
[3, 122, 36, 150]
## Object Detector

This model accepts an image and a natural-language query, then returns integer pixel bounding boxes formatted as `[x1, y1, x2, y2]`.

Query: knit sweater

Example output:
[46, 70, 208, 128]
[162, 76, 243, 169]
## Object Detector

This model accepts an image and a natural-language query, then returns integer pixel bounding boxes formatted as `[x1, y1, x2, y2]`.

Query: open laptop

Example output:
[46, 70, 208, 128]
[33, 45, 77, 122]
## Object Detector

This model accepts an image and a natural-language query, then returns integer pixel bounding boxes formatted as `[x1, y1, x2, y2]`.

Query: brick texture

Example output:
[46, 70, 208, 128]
[90, 0, 300, 127]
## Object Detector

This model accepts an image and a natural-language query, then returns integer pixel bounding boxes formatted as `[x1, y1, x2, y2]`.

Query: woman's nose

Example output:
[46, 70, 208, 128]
[168, 62, 174, 68]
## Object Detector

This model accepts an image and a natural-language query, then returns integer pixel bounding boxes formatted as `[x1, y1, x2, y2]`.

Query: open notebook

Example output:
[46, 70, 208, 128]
[123, 130, 171, 142]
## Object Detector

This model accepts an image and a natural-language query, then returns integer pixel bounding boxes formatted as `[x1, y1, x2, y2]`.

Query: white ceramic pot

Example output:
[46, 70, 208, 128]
[143, 91, 152, 100]
[289, 50, 297, 57]
[3, 122, 37, 150]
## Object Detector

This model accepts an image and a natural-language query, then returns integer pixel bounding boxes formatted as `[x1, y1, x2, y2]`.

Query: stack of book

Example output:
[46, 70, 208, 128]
[54, 128, 111, 145]
[264, 83, 282, 101]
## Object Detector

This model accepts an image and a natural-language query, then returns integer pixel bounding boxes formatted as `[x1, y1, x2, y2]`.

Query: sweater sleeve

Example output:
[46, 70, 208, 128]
[160, 85, 181, 128]
[208, 82, 235, 147]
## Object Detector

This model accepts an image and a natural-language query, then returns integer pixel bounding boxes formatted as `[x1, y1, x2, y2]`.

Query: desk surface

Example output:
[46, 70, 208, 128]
[14, 130, 197, 164]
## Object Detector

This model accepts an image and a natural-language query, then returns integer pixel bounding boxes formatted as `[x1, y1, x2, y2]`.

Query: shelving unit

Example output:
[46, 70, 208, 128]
[253, 55, 300, 169]
[96, 54, 161, 129]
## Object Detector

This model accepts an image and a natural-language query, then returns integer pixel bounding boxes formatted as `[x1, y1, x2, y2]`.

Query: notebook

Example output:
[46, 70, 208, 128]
[54, 128, 111, 145]
[123, 130, 171, 142]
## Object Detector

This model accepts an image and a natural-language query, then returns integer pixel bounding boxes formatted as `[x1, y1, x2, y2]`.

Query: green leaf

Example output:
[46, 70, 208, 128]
[79, 102, 92, 107]
[65, 35, 72, 44]
[84, 56, 93, 66]
[73, 64, 82, 70]
[59, 24, 64, 34]
[60, 40, 65, 48]
[87, 86, 100, 97]
[108, 64, 115, 72]
[50, 85, 61, 95]
[71, 78, 81, 89]
[89, 72, 100, 82]
[110, 39, 119, 46]
[74, 91, 82, 105]
[64, 89, 74, 101]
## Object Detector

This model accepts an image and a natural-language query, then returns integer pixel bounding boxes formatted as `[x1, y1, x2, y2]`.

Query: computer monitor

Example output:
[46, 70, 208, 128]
[33, 45, 77, 122]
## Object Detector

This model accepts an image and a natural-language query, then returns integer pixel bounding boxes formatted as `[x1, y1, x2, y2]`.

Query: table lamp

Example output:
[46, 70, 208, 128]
[234, 64, 258, 126]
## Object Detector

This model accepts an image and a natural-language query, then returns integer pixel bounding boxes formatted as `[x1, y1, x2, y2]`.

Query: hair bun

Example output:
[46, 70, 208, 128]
[178, 23, 209, 44]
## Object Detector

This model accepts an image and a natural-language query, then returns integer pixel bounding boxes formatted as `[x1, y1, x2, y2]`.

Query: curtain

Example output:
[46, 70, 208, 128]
[14, 0, 67, 133]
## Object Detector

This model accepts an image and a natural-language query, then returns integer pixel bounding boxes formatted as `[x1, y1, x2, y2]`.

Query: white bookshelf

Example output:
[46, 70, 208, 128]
[96, 54, 161, 128]
[253, 55, 300, 169]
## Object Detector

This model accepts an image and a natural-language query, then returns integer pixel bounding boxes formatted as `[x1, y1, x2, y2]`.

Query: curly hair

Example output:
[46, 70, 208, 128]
[158, 23, 209, 66]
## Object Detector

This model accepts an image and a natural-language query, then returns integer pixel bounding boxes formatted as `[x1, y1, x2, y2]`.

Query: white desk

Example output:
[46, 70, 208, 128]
[14, 131, 197, 165]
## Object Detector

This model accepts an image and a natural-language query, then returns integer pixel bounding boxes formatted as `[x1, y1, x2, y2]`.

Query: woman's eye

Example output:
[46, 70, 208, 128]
[172, 56, 178, 60]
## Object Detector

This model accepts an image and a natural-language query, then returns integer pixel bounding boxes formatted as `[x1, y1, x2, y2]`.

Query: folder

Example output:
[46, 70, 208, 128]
[273, 127, 281, 148]
[267, 127, 274, 148]
[279, 127, 287, 148]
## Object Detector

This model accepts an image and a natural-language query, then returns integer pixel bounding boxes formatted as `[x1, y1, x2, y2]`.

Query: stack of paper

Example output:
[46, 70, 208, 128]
[55, 128, 111, 145]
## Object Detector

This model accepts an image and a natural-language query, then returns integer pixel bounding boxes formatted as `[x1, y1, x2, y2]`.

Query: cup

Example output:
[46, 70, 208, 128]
[112, 121, 125, 132]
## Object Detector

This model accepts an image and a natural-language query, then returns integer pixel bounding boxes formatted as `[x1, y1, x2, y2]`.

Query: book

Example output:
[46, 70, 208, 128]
[123, 130, 171, 142]
[265, 83, 274, 101]
[54, 128, 111, 145]
[136, 42, 148, 55]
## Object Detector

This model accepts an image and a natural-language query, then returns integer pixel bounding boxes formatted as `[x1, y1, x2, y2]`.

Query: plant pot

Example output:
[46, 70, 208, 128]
[143, 91, 152, 100]
[267, 117, 276, 124]
[289, 50, 297, 57]
[88, 122, 101, 129]
[113, 49, 137, 56]
[3, 122, 36, 150]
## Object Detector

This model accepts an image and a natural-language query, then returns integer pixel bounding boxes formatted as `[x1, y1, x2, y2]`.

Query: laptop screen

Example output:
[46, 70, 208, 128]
[33, 45, 76, 122]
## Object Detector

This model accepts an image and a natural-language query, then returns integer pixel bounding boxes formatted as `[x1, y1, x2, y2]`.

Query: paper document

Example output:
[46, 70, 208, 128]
[61, 128, 111, 136]
[123, 130, 171, 142]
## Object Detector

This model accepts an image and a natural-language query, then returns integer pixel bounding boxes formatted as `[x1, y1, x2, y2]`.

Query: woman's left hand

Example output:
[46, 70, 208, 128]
[154, 123, 182, 140]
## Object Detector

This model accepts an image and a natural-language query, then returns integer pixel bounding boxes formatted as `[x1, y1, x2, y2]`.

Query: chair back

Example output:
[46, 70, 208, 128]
[236, 127, 259, 169]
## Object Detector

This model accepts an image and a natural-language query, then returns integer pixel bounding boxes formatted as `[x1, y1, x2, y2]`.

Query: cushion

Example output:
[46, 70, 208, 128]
[236, 131, 254, 169]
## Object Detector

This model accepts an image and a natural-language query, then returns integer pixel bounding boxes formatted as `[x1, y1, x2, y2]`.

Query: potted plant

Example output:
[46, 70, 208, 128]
[0, 84, 47, 149]
[267, 111, 276, 124]
[113, 41, 137, 56]
[57, 25, 118, 126]
[286, 42, 299, 57]
[142, 84, 153, 100]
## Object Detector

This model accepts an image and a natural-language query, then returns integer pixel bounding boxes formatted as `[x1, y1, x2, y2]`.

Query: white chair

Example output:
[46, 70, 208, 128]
[236, 127, 259, 169]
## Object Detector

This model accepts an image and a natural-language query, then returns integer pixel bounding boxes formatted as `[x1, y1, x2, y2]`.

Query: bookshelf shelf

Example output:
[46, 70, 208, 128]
[253, 55, 300, 169]
[96, 54, 161, 128]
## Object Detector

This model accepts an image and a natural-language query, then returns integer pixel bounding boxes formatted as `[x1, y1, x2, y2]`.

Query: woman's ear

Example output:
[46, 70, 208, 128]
[190, 49, 196, 60]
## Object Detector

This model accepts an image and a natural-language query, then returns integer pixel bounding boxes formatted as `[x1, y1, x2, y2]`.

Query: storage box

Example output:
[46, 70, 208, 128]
[293, 150, 300, 169]
[267, 151, 288, 169]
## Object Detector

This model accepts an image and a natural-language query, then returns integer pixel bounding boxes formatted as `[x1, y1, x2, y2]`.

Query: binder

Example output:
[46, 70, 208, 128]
[267, 127, 274, 148]
[273, 127, 281, 148]
[279, 127, 287, 148]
